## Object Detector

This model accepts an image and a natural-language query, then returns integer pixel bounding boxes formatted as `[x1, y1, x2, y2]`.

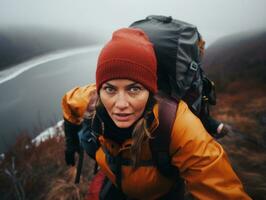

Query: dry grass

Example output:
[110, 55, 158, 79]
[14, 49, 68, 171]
[212, 82, 266, 199]
[0, 132, 95, 200]
[46, 168, 81, 200]
[213, 82, 266, 143]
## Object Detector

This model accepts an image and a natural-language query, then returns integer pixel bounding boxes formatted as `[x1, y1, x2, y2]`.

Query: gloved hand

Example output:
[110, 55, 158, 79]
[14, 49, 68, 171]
[64, 119, 82, 166]
[217, 123, 233, 138]
[65, 144, 80, 166]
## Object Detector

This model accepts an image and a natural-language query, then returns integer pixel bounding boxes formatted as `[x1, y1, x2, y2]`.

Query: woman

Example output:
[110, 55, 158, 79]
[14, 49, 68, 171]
[62, 28, 251, 199]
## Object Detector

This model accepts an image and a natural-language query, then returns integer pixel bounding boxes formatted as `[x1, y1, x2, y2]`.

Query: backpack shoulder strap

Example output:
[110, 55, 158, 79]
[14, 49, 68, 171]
[149, 96, 179, 177]
[150, 97, 185, 199]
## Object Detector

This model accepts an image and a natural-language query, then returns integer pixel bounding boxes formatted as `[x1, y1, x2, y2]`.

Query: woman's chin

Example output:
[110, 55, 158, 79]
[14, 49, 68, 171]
[114, 120, 134, 129]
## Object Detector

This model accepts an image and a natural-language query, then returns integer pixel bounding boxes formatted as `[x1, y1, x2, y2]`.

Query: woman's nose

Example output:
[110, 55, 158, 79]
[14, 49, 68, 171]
[114, 93, 129, 109]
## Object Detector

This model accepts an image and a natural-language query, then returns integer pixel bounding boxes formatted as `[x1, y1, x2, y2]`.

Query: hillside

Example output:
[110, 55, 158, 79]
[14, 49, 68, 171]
[0, 25, 101, 70]
[0, 133, 95, 200]
[202, 29, 266, 146]
[203, 30, 266, 89]
[203, 30, 266, 199]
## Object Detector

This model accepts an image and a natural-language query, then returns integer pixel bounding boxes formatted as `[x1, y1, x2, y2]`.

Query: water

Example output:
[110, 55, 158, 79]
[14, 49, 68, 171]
[0, 46, 101, 153]
[0, 46, 101, 84]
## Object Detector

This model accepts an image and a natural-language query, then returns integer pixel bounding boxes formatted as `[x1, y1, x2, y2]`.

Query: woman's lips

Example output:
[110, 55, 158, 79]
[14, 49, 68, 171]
[113, 113, 132, 121]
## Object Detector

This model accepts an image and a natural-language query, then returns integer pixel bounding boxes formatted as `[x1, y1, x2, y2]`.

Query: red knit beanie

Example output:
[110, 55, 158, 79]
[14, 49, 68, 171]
[96, 28, 157, 93]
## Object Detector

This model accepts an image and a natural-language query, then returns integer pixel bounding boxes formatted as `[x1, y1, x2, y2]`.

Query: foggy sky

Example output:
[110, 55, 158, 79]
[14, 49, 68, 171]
[0, 0, 266, 45]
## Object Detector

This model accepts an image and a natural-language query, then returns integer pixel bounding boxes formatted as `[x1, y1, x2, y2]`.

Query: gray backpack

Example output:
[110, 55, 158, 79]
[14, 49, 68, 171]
[130, 15, 216, 115]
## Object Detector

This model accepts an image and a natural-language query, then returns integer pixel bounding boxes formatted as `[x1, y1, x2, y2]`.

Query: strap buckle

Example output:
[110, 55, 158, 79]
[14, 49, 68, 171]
[190, 61, 198, 71]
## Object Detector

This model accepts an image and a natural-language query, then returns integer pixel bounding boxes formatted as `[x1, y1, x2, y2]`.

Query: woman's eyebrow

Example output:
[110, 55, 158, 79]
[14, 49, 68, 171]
[126, 82, 140, 87]
[103, 82, 141, 88]
[103, 82, 116, 88]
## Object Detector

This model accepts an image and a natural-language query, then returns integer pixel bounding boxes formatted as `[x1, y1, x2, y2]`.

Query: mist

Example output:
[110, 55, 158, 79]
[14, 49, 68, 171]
[1, 0, 265, 45]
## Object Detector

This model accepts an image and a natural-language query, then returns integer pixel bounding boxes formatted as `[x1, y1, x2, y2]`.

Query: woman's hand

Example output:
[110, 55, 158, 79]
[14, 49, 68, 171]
[64, 119, 82, 166]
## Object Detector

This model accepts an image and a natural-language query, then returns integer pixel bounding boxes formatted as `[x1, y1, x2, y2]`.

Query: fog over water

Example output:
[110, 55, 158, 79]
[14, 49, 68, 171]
[0, 49, 99, 152]
[1, 0, 266, 45]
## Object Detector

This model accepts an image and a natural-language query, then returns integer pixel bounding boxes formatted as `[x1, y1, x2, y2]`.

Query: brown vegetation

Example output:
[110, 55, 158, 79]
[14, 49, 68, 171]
[211, 82, 266, 199]
[213, 81, 266, 144]
[0, 133, 95, 200]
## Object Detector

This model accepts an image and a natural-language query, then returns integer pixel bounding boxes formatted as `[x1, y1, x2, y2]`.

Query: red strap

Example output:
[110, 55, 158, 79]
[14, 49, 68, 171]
[85, 171, 105, 200]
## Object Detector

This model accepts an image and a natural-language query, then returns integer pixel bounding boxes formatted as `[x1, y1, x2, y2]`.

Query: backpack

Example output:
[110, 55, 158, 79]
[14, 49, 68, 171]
[129, 15, 216, 116]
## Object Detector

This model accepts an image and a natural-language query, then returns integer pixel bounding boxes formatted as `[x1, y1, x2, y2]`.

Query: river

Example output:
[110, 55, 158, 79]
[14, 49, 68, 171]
[0, 46, 101, 152]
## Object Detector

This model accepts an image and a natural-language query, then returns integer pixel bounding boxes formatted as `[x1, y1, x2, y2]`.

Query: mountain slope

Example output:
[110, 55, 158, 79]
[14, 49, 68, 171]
[203, 30, 266, 89]
[0, 25, 101, 70]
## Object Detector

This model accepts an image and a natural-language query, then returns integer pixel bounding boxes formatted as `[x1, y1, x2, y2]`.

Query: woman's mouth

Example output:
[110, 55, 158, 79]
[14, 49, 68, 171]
[113, 113, 132, 121]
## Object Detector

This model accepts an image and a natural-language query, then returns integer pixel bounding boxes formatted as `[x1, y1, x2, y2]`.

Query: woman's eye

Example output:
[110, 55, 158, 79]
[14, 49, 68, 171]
[128, 86, 141, 93]
[104, 87, 115, 94]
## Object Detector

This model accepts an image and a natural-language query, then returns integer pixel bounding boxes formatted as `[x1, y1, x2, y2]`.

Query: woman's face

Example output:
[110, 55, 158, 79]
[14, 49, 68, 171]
[99, 79, 150, 128]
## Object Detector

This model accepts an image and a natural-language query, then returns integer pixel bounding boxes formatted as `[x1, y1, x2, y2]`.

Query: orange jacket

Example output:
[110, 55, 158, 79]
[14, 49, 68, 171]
[62, 84, 251, 200]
